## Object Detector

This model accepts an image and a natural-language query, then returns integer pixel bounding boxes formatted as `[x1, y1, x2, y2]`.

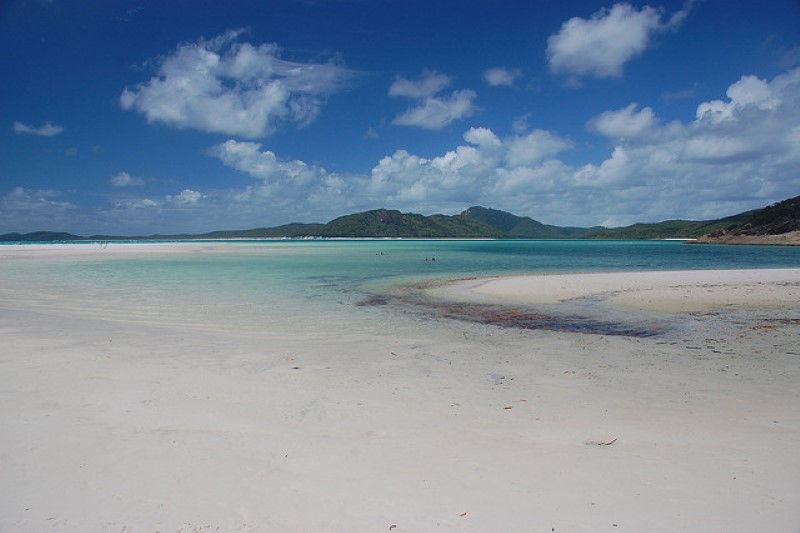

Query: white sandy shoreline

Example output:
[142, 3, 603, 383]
[424, 268, 800, 313]
[1, 249, 799, 531]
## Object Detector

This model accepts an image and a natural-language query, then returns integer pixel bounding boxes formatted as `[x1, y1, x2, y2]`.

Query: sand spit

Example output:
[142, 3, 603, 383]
[424, 268, 800, 313]
[0, 241, 293, 258]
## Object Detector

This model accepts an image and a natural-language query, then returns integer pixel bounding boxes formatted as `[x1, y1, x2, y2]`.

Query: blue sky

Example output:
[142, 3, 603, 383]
[1, 0, 799, 234]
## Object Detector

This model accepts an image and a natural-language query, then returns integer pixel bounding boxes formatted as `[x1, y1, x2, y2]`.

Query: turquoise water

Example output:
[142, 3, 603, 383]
[2, 239, 799, 333]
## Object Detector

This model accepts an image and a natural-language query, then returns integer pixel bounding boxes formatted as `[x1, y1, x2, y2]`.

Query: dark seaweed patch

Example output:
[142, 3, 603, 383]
[356, 294, 391, 306]
[376, 285, 661, 337]
[431, 302, 659, 337]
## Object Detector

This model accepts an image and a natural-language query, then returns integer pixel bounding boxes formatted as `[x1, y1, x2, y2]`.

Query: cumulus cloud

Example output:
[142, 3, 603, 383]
[120, 29, 349, 138]
[547, 2, 693, 79]
[209, 139, 346, 211]
[12, 121, 64, 137]
[588, 103, 657, 138]
[7, 67, 799, 234]
[210, 140, 326, 187]
[506, 130, 573, 167]
[695, 74, 779, 123]
[483, 67, 522, 87]
[208, 126, 571, 216]
[389, 70, 477, 130]
[463, 127, 501, 147]
[367, 127, 568, 205]
[210, 67, 800, 227]
[108, 171, 144, 187]
[573, 67, 800, 219]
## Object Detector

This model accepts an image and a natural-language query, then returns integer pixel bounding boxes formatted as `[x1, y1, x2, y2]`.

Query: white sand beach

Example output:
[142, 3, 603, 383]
[1, 245, 799, 531]
[426, 268, 800, 312]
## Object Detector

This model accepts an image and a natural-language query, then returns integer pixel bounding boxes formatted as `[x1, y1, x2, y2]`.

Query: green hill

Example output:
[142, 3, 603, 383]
[2, 195, 797, 241]
[460, 206, 594, 238]
[585, 211, 756, 239]
[0, 231, 85, 241]
[318, 209, 503, 238]
[717, 195, 800, 236]
[317, 206, 594, 238]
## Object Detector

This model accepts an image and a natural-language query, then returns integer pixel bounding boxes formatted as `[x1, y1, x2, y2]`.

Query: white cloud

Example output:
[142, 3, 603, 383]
[7, 67, 799, 234]
[695, 74, 779, 123]
[209, 140, 334, 207]
[109, 171, 144, 187]
[210, 140, 326, 187]
[547, 2, 692, 79]
[13, 121, 64, 137]
[506, 130, 572, 167]
[588, 103, 657, 138]
[392, 90, 477, 130]
[483, 67, 522, 87]
[120, 29, 349, 138]
[210, 125, 569, 216]
[463, 127, 501, 148]
[389, 70, 477, 130]
[210, 67, 799, 227]
[167, 189, 202, 205]
[682, 136, 753, 162]
[572, 146, 634, 187]
[116, 197, 158, 209]
[389, 70, 451, 98]
[570, 67, 800, 221]
[368, 143, 495, 203]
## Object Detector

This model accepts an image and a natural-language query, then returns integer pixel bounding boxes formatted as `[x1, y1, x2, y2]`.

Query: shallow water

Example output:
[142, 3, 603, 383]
[1, 239, 799, 334]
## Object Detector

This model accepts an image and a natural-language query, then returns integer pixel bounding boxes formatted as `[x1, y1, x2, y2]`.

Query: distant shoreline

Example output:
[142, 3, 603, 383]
[4, 236, 800, 250]
[2, 235, 798, 245]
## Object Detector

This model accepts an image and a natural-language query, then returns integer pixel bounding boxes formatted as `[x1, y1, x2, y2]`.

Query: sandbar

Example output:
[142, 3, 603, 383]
[425, 268, 800, 312]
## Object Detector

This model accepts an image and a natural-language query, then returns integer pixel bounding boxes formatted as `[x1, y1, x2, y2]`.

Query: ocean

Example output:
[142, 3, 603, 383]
[2, 239, 799, 334]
